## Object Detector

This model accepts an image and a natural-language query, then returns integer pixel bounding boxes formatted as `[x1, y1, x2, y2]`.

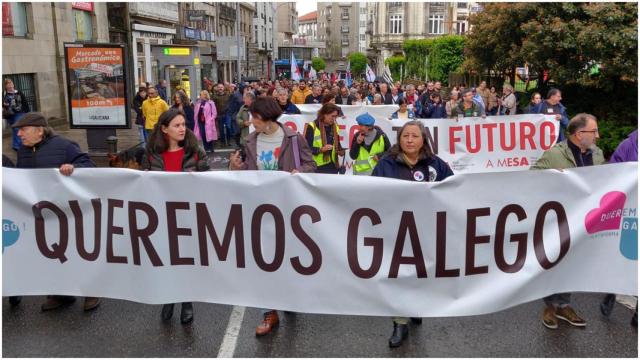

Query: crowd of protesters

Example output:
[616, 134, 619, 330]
[3, 74, 637, 349]
[127, 76, 573, 152]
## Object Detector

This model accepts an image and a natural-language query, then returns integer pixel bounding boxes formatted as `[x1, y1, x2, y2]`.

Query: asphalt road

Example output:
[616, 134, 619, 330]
[3, 294, 637, 357]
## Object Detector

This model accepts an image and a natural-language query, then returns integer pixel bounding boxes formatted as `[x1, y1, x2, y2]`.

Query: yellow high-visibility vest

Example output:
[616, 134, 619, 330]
[307, 121, 339, 167]
[353, 134, 386, 175]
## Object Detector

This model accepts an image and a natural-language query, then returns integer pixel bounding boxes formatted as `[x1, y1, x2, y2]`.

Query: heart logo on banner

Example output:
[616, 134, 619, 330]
[584, 191, 627, 234]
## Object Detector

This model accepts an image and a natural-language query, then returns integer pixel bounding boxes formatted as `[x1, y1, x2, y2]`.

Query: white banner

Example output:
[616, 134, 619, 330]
[281, 104, 559, 174]
[3, 164, 637, 317]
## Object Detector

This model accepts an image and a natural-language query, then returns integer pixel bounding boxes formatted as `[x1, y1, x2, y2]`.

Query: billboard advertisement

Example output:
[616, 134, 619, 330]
[64, 43, 130, 128]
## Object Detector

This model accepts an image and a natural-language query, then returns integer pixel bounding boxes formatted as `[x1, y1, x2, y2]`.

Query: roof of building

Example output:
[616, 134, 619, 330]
[298, 11, 317, 22]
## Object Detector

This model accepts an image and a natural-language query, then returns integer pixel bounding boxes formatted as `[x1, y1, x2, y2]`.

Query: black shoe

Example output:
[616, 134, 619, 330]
[410, 317, 422, 325]
[180, 302, 193, 324]
[41, 295, 76, 311]
[9, 296, 22, 306]
[600, 294, 616, 317]
[388, 323, 408, 348]
[161, 304, 174, 321]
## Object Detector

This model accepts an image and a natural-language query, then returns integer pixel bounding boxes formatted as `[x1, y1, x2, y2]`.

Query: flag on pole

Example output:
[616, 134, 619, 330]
[365, 64, 376, 82]
[346, 61, 352, 87]
[383, 64, 394, 85]
[308, 66, 317, 80]
[291, 52, 302, 81]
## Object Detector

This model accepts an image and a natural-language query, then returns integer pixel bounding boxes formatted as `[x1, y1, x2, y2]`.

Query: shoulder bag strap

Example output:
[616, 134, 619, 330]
[292, 135, 301, 170]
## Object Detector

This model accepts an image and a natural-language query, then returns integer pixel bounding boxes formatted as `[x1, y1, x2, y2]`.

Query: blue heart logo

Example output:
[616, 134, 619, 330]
[620, 217, 638, 260]
[2, 219, 20, 253]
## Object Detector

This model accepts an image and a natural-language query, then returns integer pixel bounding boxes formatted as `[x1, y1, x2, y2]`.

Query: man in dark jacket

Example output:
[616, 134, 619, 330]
[379, 83, 393, 105]
[3, 78, 31, 150]
[12, 112, 100, 312]
[335, 87, 355, 105]
[305, 85, 323, 104]
[211, 83, 231, 146]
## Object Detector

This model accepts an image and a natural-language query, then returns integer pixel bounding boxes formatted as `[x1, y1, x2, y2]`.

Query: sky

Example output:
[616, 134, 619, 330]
[296, 0, 318, 17]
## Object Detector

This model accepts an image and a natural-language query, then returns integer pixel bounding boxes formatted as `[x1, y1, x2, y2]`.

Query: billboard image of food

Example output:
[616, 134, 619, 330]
[65, 44, 128, 127]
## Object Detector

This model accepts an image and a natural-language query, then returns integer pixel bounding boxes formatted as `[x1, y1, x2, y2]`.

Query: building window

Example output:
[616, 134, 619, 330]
[458, 2, 468, 9]
[360, 20, 366, 27]
[456, 21, 466, 34]
[389, 14, 402, 34]
[2, 2, 29, 37]
[429, 15, 444, 34]
[360, 34, 365, 41]
[341, 47, 348, 58]
[342, 7, 349, 19]
[72, 9, 93, 41]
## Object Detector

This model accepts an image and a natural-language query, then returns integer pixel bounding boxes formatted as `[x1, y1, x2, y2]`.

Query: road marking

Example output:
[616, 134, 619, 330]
[217, 306, 246, 358]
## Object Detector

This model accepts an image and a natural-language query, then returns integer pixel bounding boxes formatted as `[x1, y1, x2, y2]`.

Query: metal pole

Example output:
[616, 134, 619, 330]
[236, 2, 241, 84]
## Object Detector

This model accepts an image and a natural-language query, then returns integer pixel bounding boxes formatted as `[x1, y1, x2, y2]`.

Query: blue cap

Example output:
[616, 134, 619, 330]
[356, 112, 375, 126]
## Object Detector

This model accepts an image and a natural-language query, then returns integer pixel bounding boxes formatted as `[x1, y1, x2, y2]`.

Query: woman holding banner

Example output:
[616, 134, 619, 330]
[372, 120, 454, 348]
[141, 108, 209, 325]
[304, 103, 346, 174]
[228, 96, 316, 336]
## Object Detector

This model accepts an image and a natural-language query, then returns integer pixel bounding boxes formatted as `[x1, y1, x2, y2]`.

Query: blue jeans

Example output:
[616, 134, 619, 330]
[137, 125, 147, 145]
[7, 112, 24, 150]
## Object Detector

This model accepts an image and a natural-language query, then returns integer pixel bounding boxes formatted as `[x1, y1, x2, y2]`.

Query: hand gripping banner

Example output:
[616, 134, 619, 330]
[2, 163, 637, 317]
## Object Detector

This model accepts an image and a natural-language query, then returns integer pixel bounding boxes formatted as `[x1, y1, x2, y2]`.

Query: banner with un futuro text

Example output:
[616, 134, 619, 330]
[278, 104, 559, 174]
[3, 164, 637, 317]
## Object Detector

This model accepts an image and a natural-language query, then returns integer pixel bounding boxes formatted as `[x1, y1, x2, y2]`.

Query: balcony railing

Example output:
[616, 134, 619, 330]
[341, 40, 349, 46]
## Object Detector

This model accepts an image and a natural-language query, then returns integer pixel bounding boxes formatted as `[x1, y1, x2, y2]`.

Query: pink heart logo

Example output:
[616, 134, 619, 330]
[585, 191, 627, 234]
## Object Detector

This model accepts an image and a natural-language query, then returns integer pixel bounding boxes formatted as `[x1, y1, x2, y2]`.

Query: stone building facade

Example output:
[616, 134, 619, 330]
[2, 2, 109, 125]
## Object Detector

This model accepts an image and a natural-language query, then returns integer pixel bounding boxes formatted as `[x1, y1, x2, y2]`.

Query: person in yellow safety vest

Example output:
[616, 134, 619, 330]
[349, 112, 391, 175]
[303, 103, 345, 174]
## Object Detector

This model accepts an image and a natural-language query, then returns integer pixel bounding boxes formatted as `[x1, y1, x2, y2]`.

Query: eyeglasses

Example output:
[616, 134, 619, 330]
[579, 129, 599, 134]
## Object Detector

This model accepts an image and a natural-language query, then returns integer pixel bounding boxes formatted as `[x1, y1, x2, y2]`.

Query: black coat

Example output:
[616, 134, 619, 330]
[16, 135, 95, 169]
[334, 94, 355, 105]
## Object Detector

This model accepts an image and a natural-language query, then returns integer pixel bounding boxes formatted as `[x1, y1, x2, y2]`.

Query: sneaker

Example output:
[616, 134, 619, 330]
[555, 306, 586, 327]
[542, 305, 558, 329]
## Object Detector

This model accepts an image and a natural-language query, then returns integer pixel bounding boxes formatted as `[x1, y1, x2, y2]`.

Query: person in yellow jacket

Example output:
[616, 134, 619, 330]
[349, 112, 391, 175]
[303, 103, 345, 174]
[290, 80, 312, 104]
[141, 86, 170, 137]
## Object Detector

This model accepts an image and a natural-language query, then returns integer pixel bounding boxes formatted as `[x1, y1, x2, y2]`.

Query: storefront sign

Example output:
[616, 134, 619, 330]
[163, 47, 190, 56]
[72, 2, 94, 12]
[186, 10, 206, 22]
[64, 43, 130, 128]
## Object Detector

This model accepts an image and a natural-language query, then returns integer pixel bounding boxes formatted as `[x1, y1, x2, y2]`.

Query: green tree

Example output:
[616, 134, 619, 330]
[384, 55, 406, 81]
[311, 57, 326, 71]
[403, 35, 465, 84]
[464, 3, 638, 89]
[348, 52, 368, 76]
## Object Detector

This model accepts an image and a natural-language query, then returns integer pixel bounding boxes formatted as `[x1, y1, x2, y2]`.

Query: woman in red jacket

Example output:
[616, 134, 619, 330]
[141, 108, 209, 324]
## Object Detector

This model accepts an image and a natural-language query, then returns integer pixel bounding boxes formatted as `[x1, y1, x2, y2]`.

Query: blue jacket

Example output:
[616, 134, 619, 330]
[532, 101, 569, 141]
[424, 102, 447, 119]
[372, 152, 453, 182]
[391, 109, 416, 119]
[17, 135, 95, 169]
[280, 101, 301, 114]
